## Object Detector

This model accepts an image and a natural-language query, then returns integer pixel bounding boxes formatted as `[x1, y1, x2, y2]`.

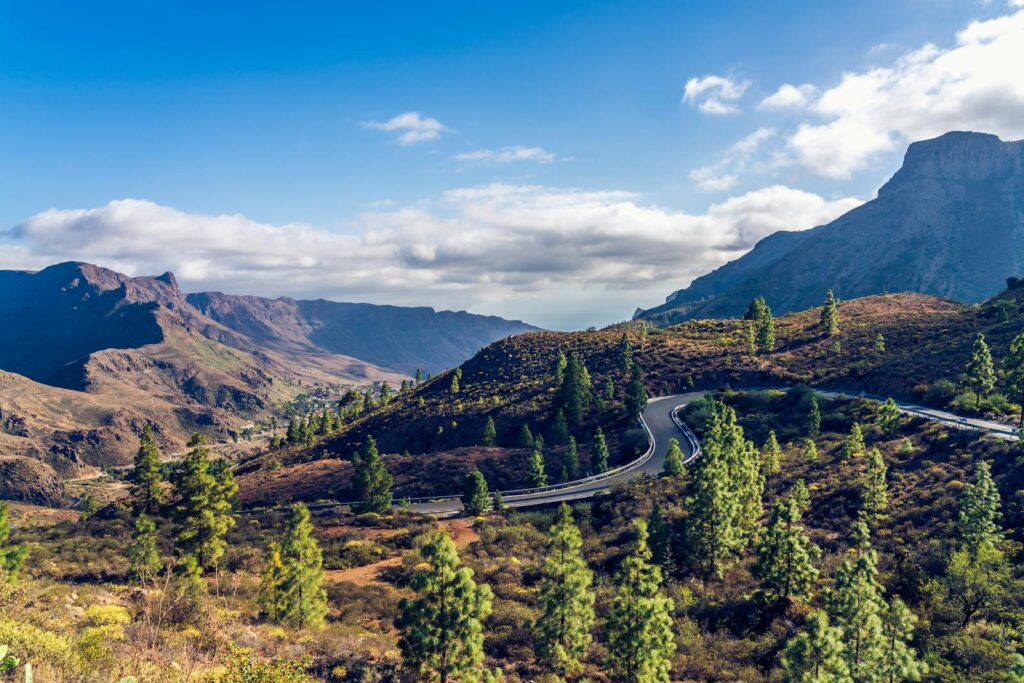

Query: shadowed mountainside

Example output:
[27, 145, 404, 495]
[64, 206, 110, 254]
[186, 291, 539, 375]
[639, 131, 1024, 325]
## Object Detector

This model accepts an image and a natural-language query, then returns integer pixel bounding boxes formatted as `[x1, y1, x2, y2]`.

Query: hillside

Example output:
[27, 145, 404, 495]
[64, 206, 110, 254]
[237, 282, 1024, 506]
[639, 131, 1024, 325]
[0, 262, 406, 472]
[187, 291, 539, 375]
[9, 385, 1024, 681]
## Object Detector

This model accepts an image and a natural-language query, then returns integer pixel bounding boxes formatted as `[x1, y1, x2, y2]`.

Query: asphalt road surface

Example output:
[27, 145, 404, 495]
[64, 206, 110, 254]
[408, 392, 704, 515]
[243, 388, 1016, 518]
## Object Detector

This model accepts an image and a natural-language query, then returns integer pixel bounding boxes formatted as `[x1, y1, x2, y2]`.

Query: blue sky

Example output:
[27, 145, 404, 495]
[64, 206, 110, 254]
[2, 0, 1023, 328]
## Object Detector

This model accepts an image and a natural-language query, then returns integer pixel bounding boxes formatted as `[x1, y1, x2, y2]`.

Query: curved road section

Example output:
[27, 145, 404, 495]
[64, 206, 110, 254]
[245, 389, 1015, 517]
[409, 393, 703, 515]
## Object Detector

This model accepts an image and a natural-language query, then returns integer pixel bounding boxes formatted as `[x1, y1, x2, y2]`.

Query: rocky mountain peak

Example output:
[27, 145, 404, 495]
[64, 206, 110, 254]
[880, 131, 1024, 194]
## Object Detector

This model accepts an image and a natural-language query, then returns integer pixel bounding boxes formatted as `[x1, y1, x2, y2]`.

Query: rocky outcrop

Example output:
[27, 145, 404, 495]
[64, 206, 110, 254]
[0, 456, 67, 506]
[639, 131, 1024, 325]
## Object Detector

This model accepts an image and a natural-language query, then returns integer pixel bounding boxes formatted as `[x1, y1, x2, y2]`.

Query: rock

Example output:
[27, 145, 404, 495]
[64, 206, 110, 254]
[639, 131, 1024, 324]
[0, 455, 68, 506]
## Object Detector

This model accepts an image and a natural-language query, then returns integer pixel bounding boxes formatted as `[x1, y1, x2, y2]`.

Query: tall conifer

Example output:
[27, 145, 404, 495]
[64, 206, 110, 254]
[353, 436, 393, 514]
[132, 425, 163, 514]
[606, 520, 675, 683]
[396, 531, 496, 682]
[533, 505, 595, 678]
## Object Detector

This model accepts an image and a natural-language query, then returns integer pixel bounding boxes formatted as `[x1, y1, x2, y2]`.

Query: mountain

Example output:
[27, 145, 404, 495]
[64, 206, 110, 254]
[186, 292, 539, 375]
[638, 131, 1024, 324]
[240, 279, 1024, 507]
[0, 261, 533, 471]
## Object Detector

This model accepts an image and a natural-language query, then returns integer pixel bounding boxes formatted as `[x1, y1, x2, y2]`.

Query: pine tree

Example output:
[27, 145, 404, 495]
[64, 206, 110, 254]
[842, 422, 865, 460]
[516, 423, 534, 449]
[780, 611, 851, 683]
[804, 438, 819, 462]
[396, 531, 496, 683]
[415, 368, 423, 385]
[481, 417, 497, 447]
[563, 436, 580, 480]
[875, 333, 886, 353]
[552, 409, 570, 445]
[963, 333, 996, 410]
[624, 365, 648, 421]
[592, 427, 610, 474]
[753, 498, 820, 604]
[879, 597, 926, 683]
[808, 395, 822, 438]
[128, 513, 162, 583]
[745, 296, 767, 322]
[826, 520, 887, 678]
[878, 398, 901, 436]
[604, 375, 615, 401]
[957, 460, 1001, 557]
[554, 350, 568, 386]
[174, 434, 236, 571]
[450, 367, 462, 394]
[821, 289, 840, 336]
[491, 490, 505, 511]
[862, 448, 889, 524]
[132, 425, 163, 514]
[685, 401, 762, 576]
[647, 502, 672, 568]
[286, 417, 301, 444]
[606, 520, 675, 683]
[528, 444, 549, 488]
[461, 469, 490, 516]
[944, 541, 1013, 628]
[278, 503, 327, 629]
[0, 503, 26, 581]
[258, 541, 287, 623]
[1006, 329, 1024, 426]
[533, 505, 595, 678]
[353, 436, 393, 514]
[758, 302, 776, 352]
[662, 437, 685, 476]
[762, 430, 782, 475]
[746, 320, 757, 355]
[559, 353, 593, 425]
[618, 332, 633, 372]
[790, 478, 812, 515]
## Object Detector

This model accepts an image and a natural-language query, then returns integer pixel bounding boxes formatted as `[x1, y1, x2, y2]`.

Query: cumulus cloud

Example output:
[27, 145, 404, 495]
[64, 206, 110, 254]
[758, 83, 817, 110]
[454, 145, 561, 165]
[362, 111, 449, 145]
[689, 127, 776, 191]
[683, 75, 750, 115]
[784, 8, 1024, 178]
[3, 187, 860, 327]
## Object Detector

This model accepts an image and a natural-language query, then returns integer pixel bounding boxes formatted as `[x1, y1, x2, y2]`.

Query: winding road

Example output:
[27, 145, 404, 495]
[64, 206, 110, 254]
[406, 392, 705, 516]
[249, 388, 1016, 517]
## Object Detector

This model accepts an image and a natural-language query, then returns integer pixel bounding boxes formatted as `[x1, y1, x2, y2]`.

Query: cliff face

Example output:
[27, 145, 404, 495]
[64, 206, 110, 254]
[639, 131, 1024, 325]
[188, 292, 540, 375]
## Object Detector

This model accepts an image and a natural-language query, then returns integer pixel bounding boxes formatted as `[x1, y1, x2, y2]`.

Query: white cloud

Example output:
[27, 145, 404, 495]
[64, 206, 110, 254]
[758, 83, 817, 110]
[784, 8, 1024, 178]
[4, 187, 860, 328]
[683, 75, 750, 115]
[362, 111, 449, 145]
[689, 127, 776, 191]
[454, 145, 560, 165]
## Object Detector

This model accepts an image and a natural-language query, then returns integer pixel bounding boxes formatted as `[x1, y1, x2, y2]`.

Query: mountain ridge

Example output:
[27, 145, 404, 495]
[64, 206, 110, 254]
[0, 261, 535, 469]
[638, 131, 1024, 324]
